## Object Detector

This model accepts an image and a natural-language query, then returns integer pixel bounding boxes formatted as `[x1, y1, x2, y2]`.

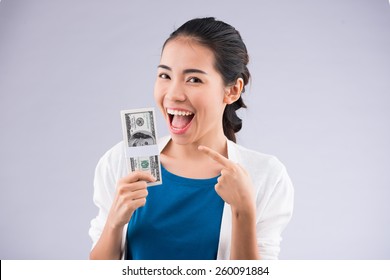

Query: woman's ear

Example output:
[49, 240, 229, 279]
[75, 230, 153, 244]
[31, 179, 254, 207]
[224, 78, 244, 104]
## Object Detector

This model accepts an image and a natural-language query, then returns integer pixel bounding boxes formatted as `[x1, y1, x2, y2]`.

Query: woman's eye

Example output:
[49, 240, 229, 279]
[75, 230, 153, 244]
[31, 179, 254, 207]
[187, 77, 202, 83]
[159, 73, 170, 79]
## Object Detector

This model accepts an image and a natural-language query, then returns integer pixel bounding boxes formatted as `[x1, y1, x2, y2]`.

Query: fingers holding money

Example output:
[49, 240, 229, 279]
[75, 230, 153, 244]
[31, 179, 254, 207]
[108, 171, 155, 229]
[118, 170, 156, 185]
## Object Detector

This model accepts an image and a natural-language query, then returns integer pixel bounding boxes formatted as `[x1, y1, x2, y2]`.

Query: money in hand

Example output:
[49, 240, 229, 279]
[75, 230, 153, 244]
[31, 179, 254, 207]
[120, 108, 162, 186]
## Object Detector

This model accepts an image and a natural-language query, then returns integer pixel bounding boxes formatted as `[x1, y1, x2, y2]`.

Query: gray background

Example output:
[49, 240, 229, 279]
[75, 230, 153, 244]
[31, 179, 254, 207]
[0, 0, 389, 259]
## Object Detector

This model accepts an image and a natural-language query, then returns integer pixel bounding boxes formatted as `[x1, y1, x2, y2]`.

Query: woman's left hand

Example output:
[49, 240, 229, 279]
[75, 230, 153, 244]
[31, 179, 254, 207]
[198, 145, 255, 213]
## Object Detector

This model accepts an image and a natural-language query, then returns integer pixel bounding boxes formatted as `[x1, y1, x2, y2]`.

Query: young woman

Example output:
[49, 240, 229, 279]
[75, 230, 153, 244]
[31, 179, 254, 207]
[89, 17, 294, 260]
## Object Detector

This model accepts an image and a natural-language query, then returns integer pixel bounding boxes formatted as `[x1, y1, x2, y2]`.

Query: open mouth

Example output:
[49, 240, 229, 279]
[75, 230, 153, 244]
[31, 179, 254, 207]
[167, 108, 195, 132]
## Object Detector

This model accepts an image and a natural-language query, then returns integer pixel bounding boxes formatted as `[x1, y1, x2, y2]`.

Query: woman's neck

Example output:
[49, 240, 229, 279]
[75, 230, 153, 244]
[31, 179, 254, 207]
[160, 133, 227, 178]
[164, 133, 228, 160]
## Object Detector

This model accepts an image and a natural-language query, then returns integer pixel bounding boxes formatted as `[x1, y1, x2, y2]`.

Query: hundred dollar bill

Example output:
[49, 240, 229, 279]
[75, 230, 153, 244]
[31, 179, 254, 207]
[120, 108, 162, 186]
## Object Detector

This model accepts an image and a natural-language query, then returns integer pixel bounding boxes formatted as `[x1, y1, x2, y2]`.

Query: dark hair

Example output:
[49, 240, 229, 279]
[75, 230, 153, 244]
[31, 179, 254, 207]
[162, 17, 250, 143]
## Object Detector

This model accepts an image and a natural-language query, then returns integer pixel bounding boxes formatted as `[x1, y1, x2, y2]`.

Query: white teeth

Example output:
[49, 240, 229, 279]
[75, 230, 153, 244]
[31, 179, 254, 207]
[167, 109, 194, 116]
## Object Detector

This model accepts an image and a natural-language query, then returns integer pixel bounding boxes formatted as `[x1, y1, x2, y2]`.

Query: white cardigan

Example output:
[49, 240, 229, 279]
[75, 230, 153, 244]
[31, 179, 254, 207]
[89, 136, 294, 260]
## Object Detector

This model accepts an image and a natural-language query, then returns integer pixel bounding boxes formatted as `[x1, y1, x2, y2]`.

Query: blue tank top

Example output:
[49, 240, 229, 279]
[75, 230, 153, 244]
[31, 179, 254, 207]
[126, 165, 224, 260]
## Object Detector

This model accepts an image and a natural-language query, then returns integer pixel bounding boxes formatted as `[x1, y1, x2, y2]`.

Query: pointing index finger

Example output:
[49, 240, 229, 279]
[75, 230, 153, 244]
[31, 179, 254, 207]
[198, 145, 231, 168]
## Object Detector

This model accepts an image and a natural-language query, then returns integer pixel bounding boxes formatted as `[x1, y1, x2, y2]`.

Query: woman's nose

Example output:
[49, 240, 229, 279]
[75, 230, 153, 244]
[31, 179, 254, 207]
[165, 81, 186, 102]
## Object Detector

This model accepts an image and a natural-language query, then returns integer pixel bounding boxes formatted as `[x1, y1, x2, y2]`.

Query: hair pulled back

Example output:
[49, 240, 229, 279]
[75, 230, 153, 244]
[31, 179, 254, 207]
[163, 17, 250, 143]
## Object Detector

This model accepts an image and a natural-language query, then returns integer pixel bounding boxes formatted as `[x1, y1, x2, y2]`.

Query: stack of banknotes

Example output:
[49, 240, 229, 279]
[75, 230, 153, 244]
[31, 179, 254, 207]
[120, 108, 162, 186]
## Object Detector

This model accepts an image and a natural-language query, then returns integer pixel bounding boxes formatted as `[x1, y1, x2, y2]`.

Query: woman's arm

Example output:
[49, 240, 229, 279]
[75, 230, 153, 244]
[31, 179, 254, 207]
[230, 204, 260, 260]
[90, 223, 124, 260]
[89, 171, 155, 260]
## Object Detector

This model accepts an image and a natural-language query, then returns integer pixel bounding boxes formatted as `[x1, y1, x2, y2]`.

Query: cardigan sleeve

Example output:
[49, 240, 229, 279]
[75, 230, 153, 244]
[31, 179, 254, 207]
[256, 164, 294, 260]
[88, 151, 117, 249]
[88, 142, 129, 251]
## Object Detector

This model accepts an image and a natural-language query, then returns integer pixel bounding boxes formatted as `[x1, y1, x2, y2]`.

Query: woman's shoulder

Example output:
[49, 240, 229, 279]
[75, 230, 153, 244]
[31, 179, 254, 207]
[98, 141, 125, 162]
[229, 141, 285, 167]
[228, 141, 287, 179]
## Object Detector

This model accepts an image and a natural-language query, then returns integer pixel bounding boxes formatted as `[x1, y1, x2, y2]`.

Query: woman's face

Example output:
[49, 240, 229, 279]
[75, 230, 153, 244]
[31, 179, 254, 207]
[154, 37, 228, 146]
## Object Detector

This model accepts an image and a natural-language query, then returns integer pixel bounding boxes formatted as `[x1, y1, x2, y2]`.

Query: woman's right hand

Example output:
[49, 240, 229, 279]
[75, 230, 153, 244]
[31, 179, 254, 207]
[107, 171, 156, 229]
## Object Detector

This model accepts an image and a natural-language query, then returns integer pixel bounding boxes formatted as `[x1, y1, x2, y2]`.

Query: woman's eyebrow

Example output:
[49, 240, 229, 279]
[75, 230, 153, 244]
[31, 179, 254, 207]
[183, 68, 207, 75]
[158, 64, 171, 71]
[158, 64, 207, 75]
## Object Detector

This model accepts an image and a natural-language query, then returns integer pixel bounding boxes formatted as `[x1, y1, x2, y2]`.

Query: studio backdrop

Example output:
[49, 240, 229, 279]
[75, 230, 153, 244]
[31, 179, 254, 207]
[0, 0, 389, 259]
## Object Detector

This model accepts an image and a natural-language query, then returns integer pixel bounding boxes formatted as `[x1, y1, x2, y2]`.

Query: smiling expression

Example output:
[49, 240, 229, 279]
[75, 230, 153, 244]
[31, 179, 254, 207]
[154, 37, 229, 146]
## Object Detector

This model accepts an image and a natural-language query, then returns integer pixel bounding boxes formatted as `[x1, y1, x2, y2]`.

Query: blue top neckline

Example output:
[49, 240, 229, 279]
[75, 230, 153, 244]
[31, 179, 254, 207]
[161, 165, 219, 187]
